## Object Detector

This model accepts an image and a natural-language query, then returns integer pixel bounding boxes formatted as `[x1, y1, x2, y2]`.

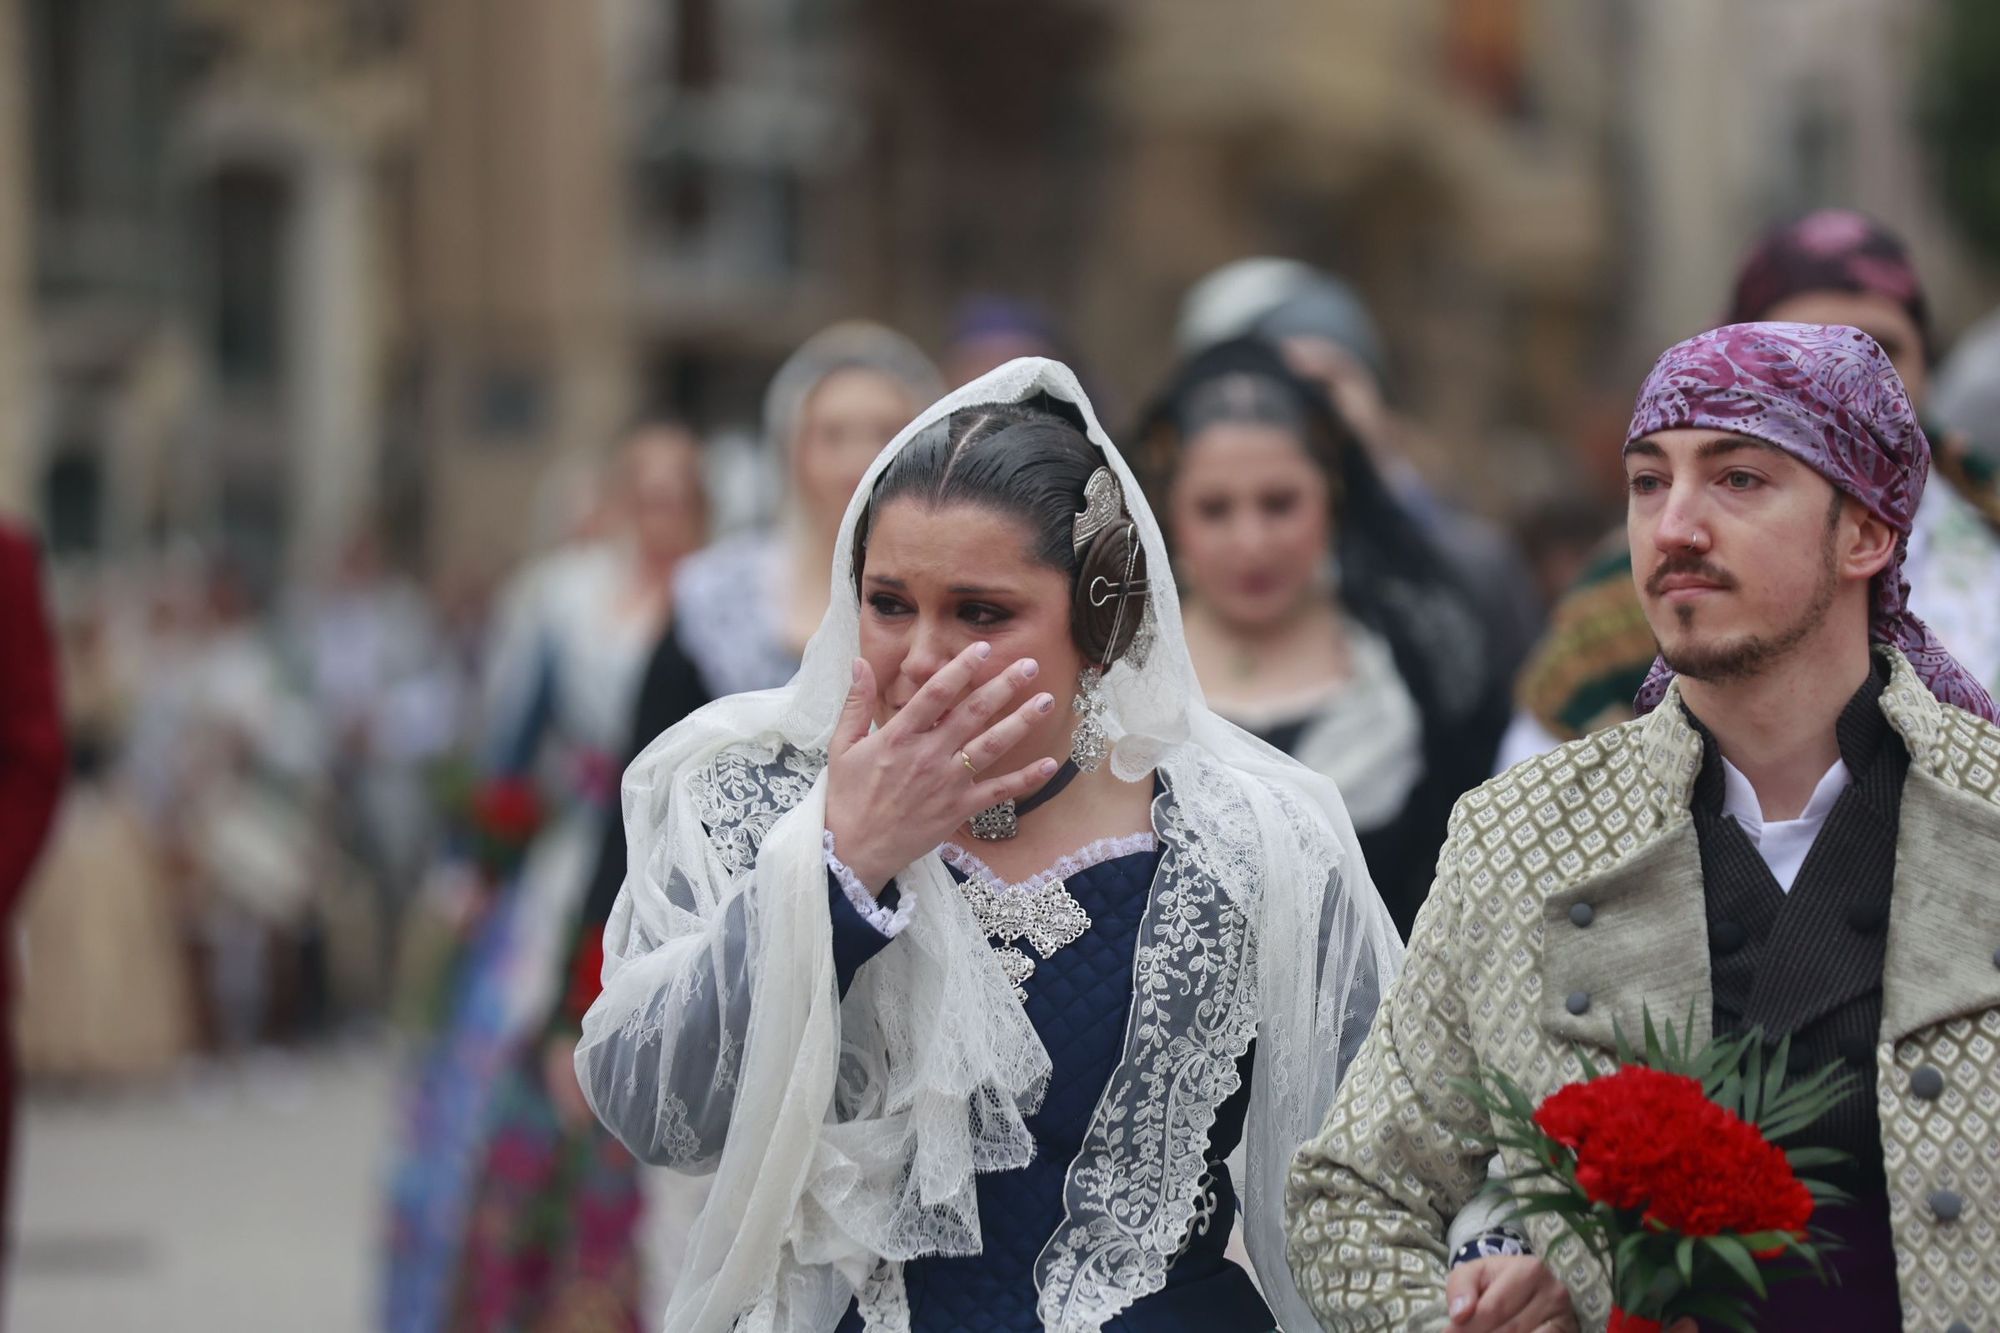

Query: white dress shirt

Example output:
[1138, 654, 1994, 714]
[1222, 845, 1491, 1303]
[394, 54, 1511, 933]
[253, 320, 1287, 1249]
[1718, 756, 1853, 893]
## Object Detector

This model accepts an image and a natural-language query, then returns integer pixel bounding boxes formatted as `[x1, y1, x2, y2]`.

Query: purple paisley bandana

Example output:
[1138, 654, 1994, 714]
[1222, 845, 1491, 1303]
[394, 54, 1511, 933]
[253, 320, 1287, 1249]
[1628, 321, 1999, 722]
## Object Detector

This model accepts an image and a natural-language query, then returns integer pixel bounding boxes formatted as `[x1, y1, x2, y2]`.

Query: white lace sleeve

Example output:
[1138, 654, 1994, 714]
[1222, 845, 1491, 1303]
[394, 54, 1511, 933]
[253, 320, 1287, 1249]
[578, 881, 754, 1170]
[824, 830, 919, 938]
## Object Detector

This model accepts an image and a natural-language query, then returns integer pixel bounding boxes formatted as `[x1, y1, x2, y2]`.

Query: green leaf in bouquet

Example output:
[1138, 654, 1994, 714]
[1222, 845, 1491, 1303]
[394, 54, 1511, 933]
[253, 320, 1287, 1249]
[1803, 1177, 1854, 1207]
[1672, 1288, 1758, 1332]
[1739, 1031, 1767, 1123]
[1761, 1093, 1851, 1142]
[1783, 1146, 1848, 1171]
[1704, 1235, 1767, 1298]
[1700, 1027, 1761, 1093]
[1761, 1033, 1794, 1116]
[1714, 1066, 1746, 1121]
[1736, 1229, 1798, 1257]
[1759, 1065, 1858, 1142]
[1612, 1229, 1654, 1285]
[1676, 1233, 1696, 1284]
[1508, 1194, 1586, 1223]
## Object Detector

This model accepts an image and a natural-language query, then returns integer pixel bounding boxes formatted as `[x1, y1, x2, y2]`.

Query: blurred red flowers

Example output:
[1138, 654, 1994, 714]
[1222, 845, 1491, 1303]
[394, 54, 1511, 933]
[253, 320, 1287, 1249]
[472, 777, 544, 843]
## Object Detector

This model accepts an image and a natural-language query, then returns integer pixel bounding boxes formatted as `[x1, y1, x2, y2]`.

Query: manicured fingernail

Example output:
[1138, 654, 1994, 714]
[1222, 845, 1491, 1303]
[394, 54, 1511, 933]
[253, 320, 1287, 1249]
[852, 658, 864, 683]
[974, 641, 992, 659]
[1448, 1295, 1470, 1319]
[1039, 758, 1060, 775]
[1034, 693, 1054, 713]
[1019, 658, 1039, 679]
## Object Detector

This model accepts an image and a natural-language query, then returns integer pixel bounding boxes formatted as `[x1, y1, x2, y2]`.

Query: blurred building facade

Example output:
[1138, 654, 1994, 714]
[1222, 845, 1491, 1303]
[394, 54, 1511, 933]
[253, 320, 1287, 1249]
[13, 0, 422, 584]
[5, 0, 1996, 580]
[1624, 0, 1998, 357]
[0, 0, 31, 522]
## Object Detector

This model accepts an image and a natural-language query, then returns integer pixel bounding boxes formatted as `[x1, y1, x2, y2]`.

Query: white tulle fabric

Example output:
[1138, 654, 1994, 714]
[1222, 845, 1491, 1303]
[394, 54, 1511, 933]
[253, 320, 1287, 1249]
[576, 358, 1404, 1333]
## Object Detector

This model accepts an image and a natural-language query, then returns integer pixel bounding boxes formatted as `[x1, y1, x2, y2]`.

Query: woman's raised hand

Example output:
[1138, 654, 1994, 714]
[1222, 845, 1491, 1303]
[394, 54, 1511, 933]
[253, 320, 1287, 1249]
[823, 642, 1059, 893]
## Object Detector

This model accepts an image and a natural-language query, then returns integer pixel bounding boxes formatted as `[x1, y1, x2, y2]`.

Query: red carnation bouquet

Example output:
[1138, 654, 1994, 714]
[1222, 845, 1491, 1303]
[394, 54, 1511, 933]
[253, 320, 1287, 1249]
[1460, 1009, 1853, 1332]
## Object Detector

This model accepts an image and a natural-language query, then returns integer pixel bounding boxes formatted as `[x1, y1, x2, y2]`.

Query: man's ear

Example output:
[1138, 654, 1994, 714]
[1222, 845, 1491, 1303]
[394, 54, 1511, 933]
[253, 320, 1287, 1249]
[1842, 498, 1898, 582]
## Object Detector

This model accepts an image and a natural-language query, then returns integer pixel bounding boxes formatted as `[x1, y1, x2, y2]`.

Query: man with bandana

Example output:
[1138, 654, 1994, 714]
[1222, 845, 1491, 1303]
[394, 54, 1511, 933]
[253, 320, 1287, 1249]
[1286, 322, 2000, 1332]
[1501, 209, 2000, 770]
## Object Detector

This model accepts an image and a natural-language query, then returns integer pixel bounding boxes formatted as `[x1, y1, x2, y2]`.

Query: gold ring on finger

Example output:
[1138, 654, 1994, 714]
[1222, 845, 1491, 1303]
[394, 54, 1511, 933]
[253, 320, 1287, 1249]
[958, 749, 979, 776]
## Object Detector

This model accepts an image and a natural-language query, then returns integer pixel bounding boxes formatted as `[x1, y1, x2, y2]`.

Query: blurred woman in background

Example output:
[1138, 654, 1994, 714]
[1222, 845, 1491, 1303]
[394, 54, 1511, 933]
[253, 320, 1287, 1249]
[1134, 337, 1506, 936]
[383, 422, 708, 1333]
[15, 602, 191, 1083]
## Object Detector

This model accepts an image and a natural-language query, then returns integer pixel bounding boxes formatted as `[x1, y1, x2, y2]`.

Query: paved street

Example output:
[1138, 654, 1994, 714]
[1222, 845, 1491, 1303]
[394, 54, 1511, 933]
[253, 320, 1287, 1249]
[7, 1045, 394, 1332]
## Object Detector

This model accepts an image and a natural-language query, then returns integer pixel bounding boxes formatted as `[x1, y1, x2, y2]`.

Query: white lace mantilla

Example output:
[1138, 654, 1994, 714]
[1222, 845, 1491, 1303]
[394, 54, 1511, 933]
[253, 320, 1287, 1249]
[575, 356, 1402, 1333]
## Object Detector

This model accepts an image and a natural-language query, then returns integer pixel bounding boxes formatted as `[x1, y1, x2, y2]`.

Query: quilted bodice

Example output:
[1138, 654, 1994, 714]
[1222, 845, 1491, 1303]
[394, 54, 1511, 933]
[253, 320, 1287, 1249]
[835, 845, 1268, 1333]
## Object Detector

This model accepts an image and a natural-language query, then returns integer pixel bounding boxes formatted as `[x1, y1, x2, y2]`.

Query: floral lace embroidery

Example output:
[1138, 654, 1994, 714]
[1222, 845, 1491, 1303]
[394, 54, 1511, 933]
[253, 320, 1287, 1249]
[1034, 761, 1267, 1331]
[691, 741, 825, 875]
[654, 1090, 702, 1164]
[1172, 1164, 1222, 1262]
[714, 1025, 740, 1095]
[856, 1260, 910, 1333]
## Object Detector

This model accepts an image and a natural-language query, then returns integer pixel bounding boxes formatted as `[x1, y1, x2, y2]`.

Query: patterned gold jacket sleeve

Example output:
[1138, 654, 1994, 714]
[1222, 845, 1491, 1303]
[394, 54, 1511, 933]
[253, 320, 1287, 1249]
[1284, 809, 1497, 1331]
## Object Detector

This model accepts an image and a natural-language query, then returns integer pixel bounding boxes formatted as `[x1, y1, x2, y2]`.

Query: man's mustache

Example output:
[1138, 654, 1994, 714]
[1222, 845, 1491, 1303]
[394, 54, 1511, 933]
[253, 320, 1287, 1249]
[1644, 552, 1738, 597]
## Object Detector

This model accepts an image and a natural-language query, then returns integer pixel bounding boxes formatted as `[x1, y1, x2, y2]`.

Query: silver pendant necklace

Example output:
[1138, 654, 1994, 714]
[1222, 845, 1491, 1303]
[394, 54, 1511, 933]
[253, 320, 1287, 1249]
[939, 843, 1093, 1002]
[969, 758, 1081, 841]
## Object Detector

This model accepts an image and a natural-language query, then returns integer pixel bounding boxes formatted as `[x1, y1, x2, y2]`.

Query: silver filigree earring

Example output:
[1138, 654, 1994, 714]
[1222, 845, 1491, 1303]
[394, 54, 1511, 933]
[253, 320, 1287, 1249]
[1070, 665, 1109, 773]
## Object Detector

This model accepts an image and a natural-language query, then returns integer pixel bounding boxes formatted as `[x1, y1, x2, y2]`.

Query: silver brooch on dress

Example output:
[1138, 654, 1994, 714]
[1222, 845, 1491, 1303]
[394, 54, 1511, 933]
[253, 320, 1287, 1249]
[944, 846, 1092, 1003]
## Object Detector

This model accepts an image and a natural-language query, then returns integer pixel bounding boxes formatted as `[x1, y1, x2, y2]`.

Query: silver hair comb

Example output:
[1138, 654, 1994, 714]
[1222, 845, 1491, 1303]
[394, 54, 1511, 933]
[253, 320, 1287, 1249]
[1072, 468, 1123, 554]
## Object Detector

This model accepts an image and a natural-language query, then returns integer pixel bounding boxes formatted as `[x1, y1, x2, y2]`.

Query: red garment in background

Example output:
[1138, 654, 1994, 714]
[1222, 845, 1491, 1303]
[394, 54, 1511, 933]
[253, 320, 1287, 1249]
[0, 522, 66, 1320]
[0, 525, 63, 926]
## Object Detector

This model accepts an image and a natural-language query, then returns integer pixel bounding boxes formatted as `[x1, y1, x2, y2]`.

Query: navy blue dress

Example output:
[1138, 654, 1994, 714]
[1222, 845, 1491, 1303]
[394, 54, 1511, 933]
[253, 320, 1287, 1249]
[825, 844, 1271, 1333]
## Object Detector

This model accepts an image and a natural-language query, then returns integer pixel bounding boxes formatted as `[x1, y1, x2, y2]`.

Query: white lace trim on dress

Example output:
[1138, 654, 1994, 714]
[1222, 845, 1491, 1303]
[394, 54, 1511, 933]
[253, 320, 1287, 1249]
[937, 832, 1157, 895]
[823, 830, 919, 938]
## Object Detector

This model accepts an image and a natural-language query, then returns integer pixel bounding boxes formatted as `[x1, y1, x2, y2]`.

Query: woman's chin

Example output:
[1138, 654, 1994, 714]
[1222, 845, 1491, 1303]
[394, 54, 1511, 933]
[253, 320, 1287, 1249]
[1210, 592, 1303, 635]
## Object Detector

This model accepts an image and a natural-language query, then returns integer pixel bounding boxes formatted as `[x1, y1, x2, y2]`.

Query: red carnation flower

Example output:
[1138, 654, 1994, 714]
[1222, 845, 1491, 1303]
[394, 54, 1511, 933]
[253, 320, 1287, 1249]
[1533, 1065, 1814, 1239]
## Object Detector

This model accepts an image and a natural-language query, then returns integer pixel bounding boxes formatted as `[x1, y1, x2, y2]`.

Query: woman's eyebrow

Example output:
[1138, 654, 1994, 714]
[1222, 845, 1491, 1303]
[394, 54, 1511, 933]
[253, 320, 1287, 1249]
[865, 574, 1018, 596]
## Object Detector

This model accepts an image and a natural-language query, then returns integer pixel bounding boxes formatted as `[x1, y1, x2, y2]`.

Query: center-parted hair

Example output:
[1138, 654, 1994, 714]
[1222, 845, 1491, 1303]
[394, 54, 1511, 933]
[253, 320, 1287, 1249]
[855, 394, 1148, 666]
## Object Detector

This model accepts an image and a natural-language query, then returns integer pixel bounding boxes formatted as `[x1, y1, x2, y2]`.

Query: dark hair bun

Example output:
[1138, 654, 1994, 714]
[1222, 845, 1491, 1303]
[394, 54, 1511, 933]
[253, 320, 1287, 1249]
[1072, 516, 1149, 667]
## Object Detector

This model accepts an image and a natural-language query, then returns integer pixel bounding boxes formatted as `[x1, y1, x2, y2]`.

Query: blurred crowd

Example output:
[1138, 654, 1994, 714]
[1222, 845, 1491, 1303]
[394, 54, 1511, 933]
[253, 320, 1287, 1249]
[14, 530, 482, 1080]
[12, 208, 2000, 1330]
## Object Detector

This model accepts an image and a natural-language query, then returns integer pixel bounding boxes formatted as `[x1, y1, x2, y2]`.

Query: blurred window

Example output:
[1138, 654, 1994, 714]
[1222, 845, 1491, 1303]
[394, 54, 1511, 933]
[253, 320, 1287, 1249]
[344, 0, 413, 59]
[199, 167, 293, 391]
[672, 0, 721, 89]
[41, 442, 104, 559]
[26, 0, 173, 297]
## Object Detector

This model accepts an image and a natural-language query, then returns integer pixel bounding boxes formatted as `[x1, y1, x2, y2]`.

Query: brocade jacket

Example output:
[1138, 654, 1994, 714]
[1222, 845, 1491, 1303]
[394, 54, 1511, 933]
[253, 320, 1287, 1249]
[1286, 647, 2000, 1332]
